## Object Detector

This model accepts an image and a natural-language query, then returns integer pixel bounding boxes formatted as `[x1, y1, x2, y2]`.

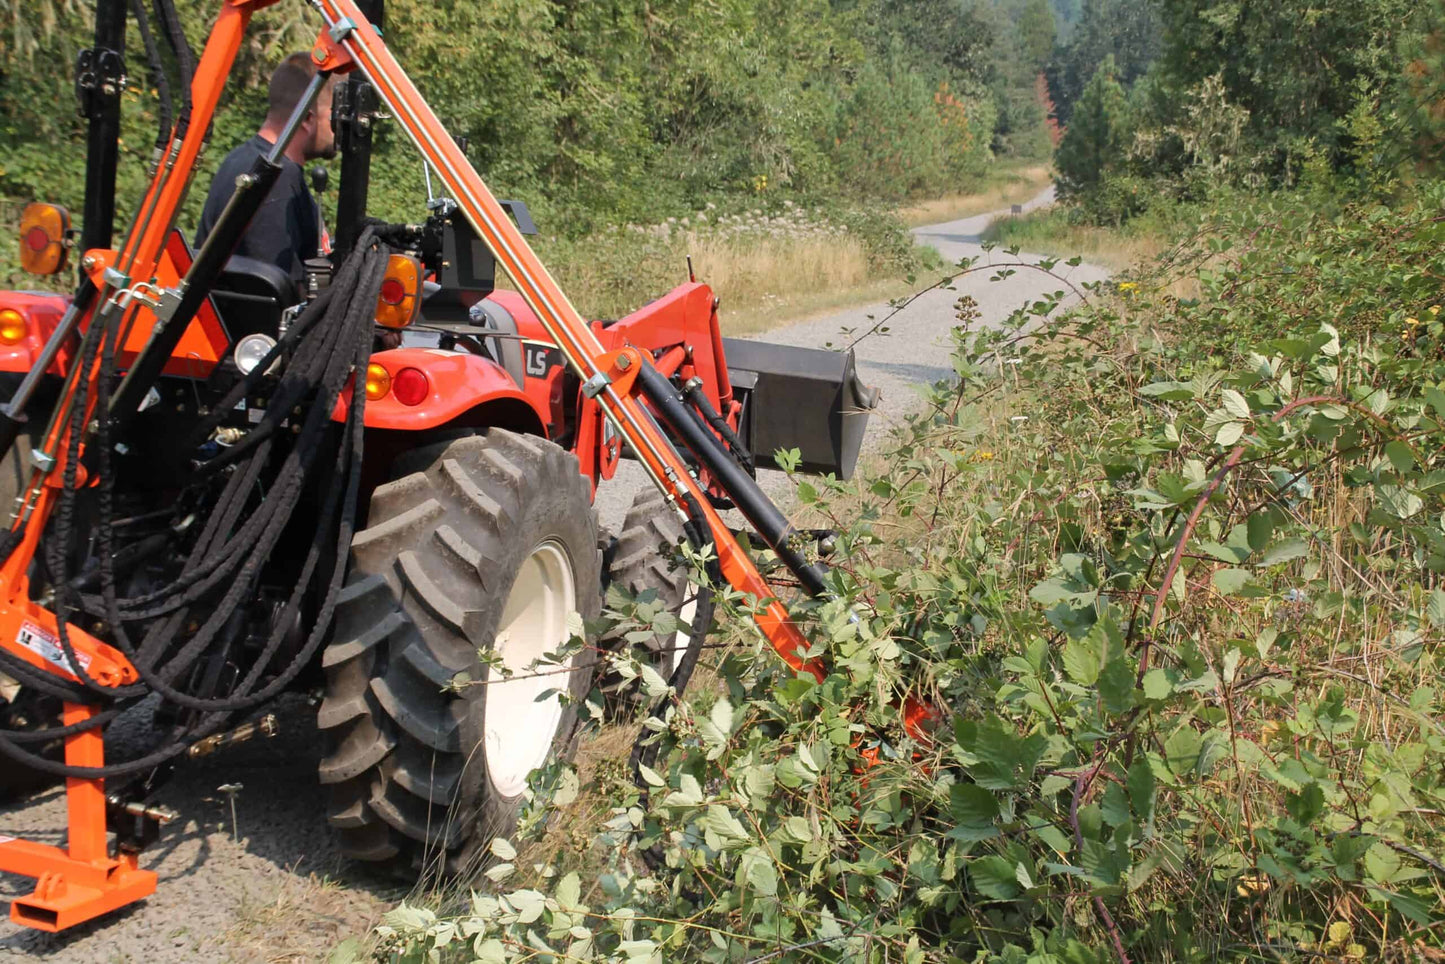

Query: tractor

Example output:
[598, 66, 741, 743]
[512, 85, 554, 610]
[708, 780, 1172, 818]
[0, 0, 880, 932]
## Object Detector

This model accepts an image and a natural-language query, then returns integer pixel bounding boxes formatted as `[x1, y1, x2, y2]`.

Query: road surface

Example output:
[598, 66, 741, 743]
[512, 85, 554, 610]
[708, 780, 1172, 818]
[0, 186, 1107, 963]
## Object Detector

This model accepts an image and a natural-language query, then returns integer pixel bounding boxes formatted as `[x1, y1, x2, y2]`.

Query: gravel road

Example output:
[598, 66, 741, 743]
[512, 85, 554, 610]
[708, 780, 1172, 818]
[0, 186, 1107, 963]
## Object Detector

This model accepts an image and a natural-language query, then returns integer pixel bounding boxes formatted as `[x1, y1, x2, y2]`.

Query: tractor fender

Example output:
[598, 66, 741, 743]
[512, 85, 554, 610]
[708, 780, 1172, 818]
[0, 292, 73, 376]
[332, 347, 548, 435]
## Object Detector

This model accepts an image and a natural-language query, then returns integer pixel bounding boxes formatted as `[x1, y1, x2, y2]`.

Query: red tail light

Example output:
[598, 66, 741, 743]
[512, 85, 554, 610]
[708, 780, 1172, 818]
[392, 367, 429, 406]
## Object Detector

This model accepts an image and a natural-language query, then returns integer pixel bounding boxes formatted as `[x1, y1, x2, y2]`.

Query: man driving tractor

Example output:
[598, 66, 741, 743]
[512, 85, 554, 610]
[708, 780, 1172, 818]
[194, 51, 335, 287]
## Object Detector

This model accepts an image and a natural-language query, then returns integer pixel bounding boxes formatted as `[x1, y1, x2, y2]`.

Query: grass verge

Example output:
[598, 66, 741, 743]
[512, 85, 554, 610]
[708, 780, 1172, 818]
[980, 201, 1178, 270]
[896, 163, 1054, 227]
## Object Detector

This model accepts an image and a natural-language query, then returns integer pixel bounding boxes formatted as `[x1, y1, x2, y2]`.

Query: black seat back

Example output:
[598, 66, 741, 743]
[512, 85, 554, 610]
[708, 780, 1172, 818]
[210, 255, 299, 339]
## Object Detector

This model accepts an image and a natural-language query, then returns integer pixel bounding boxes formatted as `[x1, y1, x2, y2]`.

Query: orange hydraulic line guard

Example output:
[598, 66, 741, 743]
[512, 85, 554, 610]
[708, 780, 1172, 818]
[311, 0, 826, 681]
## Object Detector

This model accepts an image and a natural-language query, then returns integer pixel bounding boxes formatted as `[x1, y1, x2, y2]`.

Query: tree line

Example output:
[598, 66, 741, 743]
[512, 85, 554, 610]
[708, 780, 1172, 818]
[1047, 0, 1443, 223]
[0, 0, 1080, 236]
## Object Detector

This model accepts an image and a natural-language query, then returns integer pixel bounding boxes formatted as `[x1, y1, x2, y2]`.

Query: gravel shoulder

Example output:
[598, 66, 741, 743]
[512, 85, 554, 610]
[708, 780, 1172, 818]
[0, 187, 1108, 963]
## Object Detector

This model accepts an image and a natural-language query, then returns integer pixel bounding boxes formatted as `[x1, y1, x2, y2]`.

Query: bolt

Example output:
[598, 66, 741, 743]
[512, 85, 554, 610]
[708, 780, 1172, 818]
[614, 353, 632, 371]
[216, 783, 243, 842]
[82, 254, 98, 272]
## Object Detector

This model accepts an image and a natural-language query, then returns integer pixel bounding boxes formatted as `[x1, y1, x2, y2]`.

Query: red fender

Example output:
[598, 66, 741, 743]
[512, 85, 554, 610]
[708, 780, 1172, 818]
[331, 347, 548, 434]
[0, 293, 73, 377]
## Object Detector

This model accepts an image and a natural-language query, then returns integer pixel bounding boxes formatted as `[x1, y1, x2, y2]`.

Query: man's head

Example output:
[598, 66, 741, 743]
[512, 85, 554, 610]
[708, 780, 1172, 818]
[265, 52, 336, 161]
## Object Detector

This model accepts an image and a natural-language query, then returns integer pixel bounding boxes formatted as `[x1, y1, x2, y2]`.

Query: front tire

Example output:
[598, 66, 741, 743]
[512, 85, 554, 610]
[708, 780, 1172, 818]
[318, 429, 599, 877]
[599, 488, 696, 714]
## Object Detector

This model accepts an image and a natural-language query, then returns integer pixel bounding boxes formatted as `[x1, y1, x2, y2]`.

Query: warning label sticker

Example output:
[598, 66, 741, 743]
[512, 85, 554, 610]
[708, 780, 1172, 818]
[15, 620, 90, 676]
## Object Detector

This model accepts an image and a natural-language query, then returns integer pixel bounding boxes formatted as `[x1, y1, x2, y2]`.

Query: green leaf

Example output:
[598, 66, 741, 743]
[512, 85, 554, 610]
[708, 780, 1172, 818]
[1100, 783, 1130, 827]
[1139, 381, 1195, 401]
[1385, 440, 1416, 474]
[1258, 538, 1309, 567]
[1142, 668, 1172, 701]
[1428, 590, 1445, 629]
[1246, 511, 1274, 552]
[1164, 728, 1202, 778]
[1098, 655, 1136, 715]
[969, 856, 1023, 899]
[950, 783, 1001, 827]
[1215, 420, 1245, 447]
[709, 696, 735, 737]
[1285, 783, 1325, 824]
[1220, 388, 1250, 419]
[1366, 885, 1436, 927]
[1062, 637, 1100, 686]
[739, 847, 778, 896]
[1212, 568, 1251, 595]
[1128, 758, 1156, 824]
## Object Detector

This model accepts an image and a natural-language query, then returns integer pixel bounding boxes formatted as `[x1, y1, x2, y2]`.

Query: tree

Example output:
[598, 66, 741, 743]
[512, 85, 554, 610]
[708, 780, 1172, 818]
[1018, 0, 1057, 70]
[1156, 0, 1423, 174]
[1044, 0, 1159, 125]
[1055, 55, 1129, 198]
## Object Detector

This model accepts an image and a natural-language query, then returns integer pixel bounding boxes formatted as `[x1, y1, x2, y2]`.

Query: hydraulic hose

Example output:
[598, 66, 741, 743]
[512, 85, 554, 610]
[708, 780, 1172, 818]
[0, 231, 390, 778]
[129, 0, 173, 151]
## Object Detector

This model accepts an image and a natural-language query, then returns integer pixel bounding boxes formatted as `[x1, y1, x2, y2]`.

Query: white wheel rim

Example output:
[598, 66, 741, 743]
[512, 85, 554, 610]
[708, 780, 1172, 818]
[483, 539, 577, 799]
[666, 590, 700, 671]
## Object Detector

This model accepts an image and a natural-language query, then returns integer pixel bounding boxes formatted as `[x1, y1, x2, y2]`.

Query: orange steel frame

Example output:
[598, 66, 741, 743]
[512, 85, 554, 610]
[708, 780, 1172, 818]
[0, 0, 824, 932]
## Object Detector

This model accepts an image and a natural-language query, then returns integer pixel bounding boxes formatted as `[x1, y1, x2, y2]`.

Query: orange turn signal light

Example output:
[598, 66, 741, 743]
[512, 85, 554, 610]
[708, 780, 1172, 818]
[18, 202, 71, 276]
[364, 362, 391, 400]
[375, 254, 421, 329]
[0, 309, 26, 346]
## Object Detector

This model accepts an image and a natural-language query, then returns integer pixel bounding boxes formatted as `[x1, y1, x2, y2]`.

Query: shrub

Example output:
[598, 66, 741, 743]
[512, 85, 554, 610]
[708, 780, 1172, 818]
[367, 184, 1445, 963]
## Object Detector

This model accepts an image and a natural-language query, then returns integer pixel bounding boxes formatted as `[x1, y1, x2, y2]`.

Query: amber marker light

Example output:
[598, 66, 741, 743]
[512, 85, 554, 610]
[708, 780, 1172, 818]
[375, 254, 422, 329]
[364, 362, 392, 400]
[18, 203, 71, 276]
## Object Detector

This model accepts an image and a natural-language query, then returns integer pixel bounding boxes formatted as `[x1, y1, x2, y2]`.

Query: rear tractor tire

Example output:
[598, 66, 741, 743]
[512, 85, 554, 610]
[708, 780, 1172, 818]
[599, 488, 698, 715]
[318, 429, 600, 877]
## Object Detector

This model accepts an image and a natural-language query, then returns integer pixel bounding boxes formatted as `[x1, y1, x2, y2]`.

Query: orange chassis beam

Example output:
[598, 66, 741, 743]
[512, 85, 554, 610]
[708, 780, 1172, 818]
[0, 0, 829, 932]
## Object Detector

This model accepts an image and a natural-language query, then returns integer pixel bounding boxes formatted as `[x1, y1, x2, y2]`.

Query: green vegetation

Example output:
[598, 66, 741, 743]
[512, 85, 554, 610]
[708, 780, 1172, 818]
[357, 0, 1445, 959]
[0, 0, 1064, 310]
[0, 0, 1057, 247]
[362, 177, 1445, 964]
[1046, 0, 1439, 225]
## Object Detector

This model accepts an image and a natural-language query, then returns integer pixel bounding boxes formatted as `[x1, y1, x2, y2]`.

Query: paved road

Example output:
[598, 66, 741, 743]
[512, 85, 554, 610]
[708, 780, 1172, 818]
[0, 186, 1107, 963]
[595, 183, 1107, 527]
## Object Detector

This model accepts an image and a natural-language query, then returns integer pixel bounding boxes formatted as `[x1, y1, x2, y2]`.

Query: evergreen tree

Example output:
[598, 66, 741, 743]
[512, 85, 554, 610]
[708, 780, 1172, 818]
[1055, 54, 1129, 198]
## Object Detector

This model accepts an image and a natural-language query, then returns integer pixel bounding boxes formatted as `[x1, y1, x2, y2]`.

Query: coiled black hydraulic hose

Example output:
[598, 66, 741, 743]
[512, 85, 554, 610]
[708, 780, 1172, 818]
[0, 231, 389, 778]
[150, 0, 193, 138]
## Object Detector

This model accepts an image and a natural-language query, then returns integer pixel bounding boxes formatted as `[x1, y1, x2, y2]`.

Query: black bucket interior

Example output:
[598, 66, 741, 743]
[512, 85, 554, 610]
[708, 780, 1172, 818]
[723, 337, 878, 480]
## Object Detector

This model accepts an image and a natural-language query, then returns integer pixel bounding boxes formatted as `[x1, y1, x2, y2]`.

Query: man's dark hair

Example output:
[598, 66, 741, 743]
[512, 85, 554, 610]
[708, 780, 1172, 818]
[266, 52, 320, 124]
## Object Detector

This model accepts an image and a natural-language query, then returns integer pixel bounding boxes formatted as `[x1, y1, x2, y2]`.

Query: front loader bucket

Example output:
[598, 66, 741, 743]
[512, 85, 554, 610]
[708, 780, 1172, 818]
[723, 338, 878, 480]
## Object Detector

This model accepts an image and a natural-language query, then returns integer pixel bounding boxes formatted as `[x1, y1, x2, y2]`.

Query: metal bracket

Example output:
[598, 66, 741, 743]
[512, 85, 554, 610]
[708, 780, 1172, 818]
[581, 372, 611, 399]
[101, 267, 129, 291]
[74, 47, 125, 120]
[151, 287, 185, 325]
[29, 451, 56, 473]
[329, 17, 358, 41]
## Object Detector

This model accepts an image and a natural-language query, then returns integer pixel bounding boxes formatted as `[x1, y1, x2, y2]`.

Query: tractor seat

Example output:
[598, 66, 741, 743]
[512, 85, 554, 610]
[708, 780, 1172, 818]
[209, 256, 299, 339]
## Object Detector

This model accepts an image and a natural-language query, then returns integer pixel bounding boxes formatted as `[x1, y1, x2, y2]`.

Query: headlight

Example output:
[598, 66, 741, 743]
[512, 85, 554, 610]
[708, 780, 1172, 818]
[233, 333, 279, 375]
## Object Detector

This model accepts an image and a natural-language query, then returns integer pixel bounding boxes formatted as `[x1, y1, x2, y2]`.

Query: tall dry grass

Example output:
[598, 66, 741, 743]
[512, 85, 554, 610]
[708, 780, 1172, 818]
[897, 163, 1054, 226]
[516, 202, 930, 336]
